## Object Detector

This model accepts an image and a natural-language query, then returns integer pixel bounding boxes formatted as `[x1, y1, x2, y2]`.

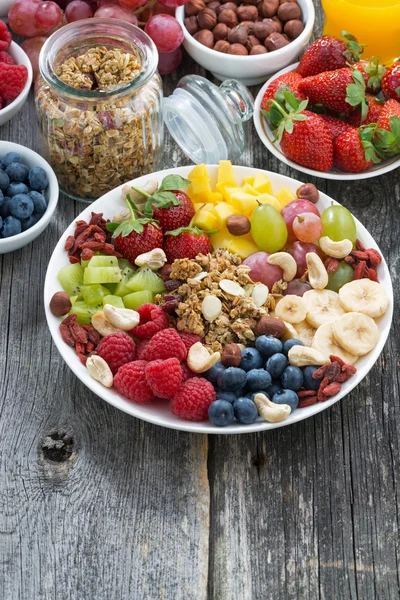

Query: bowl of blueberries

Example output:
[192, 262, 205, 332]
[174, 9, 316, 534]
[0, 141, 59, 254]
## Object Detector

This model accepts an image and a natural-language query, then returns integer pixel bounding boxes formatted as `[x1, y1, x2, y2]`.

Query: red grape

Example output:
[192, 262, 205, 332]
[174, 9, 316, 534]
[35, 1, 63, 30]
[94, 5, 138, 24]
[65, 0, 94, 22]
[117, 0, 147, 8]
[142, 2, 176, 18]
[243, 252, 283, 289]
[21, 36, 48, 80]
[158, 0, 190, 7]
[158, 47, 182, 75]
[281, 199, 321, 244]
[286, 242, 325, 278]
[8, 0, 47, 37]
[292, 212, 323, 243]
[145, 15, 184, 54]
[283, 279, 311, 297]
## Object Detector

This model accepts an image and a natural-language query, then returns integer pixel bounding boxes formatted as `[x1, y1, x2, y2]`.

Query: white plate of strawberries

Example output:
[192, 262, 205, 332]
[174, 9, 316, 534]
[254, 31, 400, 180]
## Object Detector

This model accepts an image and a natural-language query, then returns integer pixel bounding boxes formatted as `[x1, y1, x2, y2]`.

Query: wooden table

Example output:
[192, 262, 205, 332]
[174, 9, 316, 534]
[1, 2, 399, 598]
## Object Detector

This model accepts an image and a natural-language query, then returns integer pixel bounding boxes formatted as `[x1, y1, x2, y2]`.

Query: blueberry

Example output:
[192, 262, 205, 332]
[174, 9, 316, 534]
[28, 191, 47, 215]
[255, 335, 283, 359]
[6, 182, 29, 197]
[0, 197, 12, 219]
[282, 339, 304, 357]
[272, 389, 299, 411]
[281, 366, 304, 392]
[216, 391, 237, 404]
[0, 189, 3, 205]
[246, 368, 272, 391]
[208, 400, 235, 427]
[205, 362, 225, 385]
[217, 367, 247, 391]
[266, 380, 282, 397]
[0, 215, 2, 231]
[21, 214, 40, 231]
[265, 353, 288, 379]
[240, 347, 263, 371]
[0, 169, 10, 192]
[10, 194, 34, 220]
[302, 366, 321, 391]
[1, 216, 21, 238]
[233, 397, 259, 424]
[5, 162, 29, 183]
[1, 152, 23, 170]
[246, 391, 270, 402]
[29, 166, 49, 191]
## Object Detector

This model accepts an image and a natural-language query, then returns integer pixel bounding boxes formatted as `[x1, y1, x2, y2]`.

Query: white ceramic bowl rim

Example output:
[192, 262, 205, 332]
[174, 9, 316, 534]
[176, 0, 315, 62]
[44, 165, 393, 435]
[0, 42, 33, 121]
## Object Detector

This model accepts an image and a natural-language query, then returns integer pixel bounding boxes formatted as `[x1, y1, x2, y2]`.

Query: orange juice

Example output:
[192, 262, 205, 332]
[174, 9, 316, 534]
[321, 0, 400, 64]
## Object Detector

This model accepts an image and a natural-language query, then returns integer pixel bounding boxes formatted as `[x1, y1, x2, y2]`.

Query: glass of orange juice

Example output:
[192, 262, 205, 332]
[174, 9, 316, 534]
[321, 0, 400, 65]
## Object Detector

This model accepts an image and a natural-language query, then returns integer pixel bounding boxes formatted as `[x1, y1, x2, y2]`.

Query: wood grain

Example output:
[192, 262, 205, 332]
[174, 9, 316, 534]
[1, 1, 400, 598]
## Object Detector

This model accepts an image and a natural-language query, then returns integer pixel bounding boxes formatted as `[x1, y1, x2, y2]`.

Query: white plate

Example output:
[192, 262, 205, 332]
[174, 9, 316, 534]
[44, 165, 393, 434]
[254, 63, 400, 181]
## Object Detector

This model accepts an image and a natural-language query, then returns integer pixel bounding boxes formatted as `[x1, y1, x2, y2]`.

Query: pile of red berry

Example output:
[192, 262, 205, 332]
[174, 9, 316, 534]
[0, 22, 28, 109]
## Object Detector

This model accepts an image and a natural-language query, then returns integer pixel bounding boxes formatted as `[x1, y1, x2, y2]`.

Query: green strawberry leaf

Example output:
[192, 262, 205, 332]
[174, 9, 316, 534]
[158, 174, 190, 192]
[362, 57, 386, 92]
[359, 126, 381, 164]
[106, 222, 119, 232]
[266, 92, 309, 143]
[341, 30, 364, 62]
[346, 69, 367, 119]
[283, 90, 300, 110]
[111, 221, 142, 238]
[375, 116, 400, 156]
[166, 225, 218, 237]
[151, 190, 182, 207]
[396, 86, 400, 96]
[285, 120, 294, 134]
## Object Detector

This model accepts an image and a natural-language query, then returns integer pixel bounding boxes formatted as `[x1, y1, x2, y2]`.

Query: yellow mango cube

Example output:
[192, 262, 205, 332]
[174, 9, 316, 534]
[188, 164, 209, 180]
[253, 172, 273, 195]
[188, 179, 212, 199]
[212, 202, 237, 225]
[241, 183, 259, 196]
[256, 193, 282, 212]
[210, 226, 232, 250]
[229, 192, 259, 216]
[193, 202, 214, 212]
[226, 236, 259, 259]
[276, 187, 296, 209]
[217, 160, 236, 187]
[193, 209, 218, 231]
[242, 176, 255, 186]
[208, 192, 223, 205]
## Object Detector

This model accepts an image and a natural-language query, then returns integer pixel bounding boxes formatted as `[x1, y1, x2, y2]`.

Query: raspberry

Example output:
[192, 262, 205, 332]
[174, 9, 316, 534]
[170, 377, 216, 421]
[142, 328, 187, 361]
[0, 63, 28, 102]
[136, 339, 150, 360]
[96, 332, 136, 375]
[114, 361, 154, 404]
[178, 332, 203, 352]
[129, 303, 169, 339]
[145, 358, 182, 399]
[180, 361, 196, 382]
[0, 22, 12, 52]
[0, 51, 15, 65]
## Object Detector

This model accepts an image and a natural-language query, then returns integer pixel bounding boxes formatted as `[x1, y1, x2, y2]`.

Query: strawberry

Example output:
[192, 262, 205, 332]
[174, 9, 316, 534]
[381, 62, 400, 101]
[318, 114, 355, 141]
[378, 99, 400, 131]
[334, 127, 381, 173]
[346, 95, 385, 127]
[353, 57, 386, 94]
[296, 31, 363, 78]
[264, 93, 333, 172]
[298, 68, 368, 116]
[374, 99, 400, 157]
[153, 190, 195, 233]
[261, 72, 305, 109]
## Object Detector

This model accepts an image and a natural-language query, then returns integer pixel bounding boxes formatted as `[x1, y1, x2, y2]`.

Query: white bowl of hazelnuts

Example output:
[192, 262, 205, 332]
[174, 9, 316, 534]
[176, 0, 315, 86]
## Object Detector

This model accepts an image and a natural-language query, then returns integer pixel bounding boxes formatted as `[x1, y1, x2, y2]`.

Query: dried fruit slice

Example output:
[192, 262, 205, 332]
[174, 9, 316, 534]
[293, 320, 316, 347]
[338, 279, 389, 318]
[275, 295, 307, 323]
[303, 289, 345, 328]
[332, 312, 379, 356]
[311, 322, 358, 364]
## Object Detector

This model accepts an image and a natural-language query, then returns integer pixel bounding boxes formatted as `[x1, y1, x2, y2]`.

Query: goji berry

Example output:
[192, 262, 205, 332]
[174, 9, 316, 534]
[312, 365, 328, 380]
[60, 323, 75, 346]
[366, 248, 382, 266]
[342, 364, 357, 375]
[335, 372, 352, 383]
[77, 353, 88, 366]
[69, 255, 80, 264]
[317, 389, 329, 402]
[325, 257, 339, 274]
[344, 255, 355, 265]
[73, 223, 89, 238]
[82, 325, 101, 345]
[65, 235, 75, 251]
[351, 250, 369, 260]
[86, 341, 95, 353]
[355, 239, 366, 252]
[323, 382, 341, 396]
[298, 389, 318, 398]
[325, 362, 341, 382]
[353, 260, 366, 280]
[75, 342, 86, 355]
[298, 396, 318, 408]
[63, 314, 77, 326]
[366, 267, 379, 282]
[319, 377, 330, 391]
[70, 322, 88, 344]
[329, 354, 345, 367]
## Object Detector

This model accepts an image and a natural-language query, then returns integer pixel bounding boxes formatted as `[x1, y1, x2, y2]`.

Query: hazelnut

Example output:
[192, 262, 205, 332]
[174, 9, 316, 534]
[246, 34, 260, 50]
[250, 44, 268, 54]
[194, 29, 215, 46]
[258, 0, 279, 18]
[159, 263, 173, 281]
[277, 1, 301, 21]
[255, 316, 286, 338]
[227, 42, 248, 54]
[207, 0, 220, 9]
[221, 343, 242, 367]
[296, 183, 319, 204]
[50, 291, 72, 317]
[284, 18, 304, 39]
[271, 15, 282, 32]
[264, 31, 289, 51]
[214, 39, 231, 52]
[213, 22, 230, 40]
[226, 215, 251, 236]
[221, 0, 240, 4]
[237, 5, 258, 21]
[218, 1, 238, 12]
[252, 20, 275, 39]
[242, 0, 259, 5]
[218, 8, 238, 26]
[279, 0, 298, 3]
[185, 0, 206, 15]
[228, 24, 248, 45]
[197, 7, 217, 29]
[240, 20, 256, 30]
[184, 16, 199, 35]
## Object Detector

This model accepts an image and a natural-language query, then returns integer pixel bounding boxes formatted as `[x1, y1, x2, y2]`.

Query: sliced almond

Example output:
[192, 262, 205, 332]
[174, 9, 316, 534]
[251, 283, 269, 307]
[201, 295, 222, 322]
[219, 279, 245, 296]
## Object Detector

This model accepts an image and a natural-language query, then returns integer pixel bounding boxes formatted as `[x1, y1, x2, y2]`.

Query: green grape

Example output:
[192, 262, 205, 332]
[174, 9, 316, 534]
[250, 204, 288, 253]
[321, 205, 357, 243]
[326, 262, 354, 293]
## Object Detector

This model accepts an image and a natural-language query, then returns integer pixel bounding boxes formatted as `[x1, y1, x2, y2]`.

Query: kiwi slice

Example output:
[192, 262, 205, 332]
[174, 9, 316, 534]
[57, 263, 84, 297]
[81, 284, 109, 306]
[103, 295, 125, 308]
[83, 266, 122, 285]
[68, 302, 98, 325]
[114, 265, 136, 297]
[127, 267, 165, 294]
[123, 290, 154, 310]
[88, 255, 119, 268]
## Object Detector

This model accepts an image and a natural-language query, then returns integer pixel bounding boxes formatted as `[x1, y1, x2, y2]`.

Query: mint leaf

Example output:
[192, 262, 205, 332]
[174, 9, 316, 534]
[158, 174, 190, 192]
[151, 190, 182, 207]
[112, 221, 139, 239]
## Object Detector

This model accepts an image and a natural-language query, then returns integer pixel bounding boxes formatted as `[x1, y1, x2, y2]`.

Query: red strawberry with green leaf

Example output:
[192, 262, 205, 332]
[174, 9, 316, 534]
[164, 210, 217, 262]
[318, 114, 356, 141]
[346, 95, 385, 127]
[334, 126, 382, 172]
[374, 99, 400, 157]
[261, 72, 305, 109]
[296, 31, 363, 78]
[298, 68, 368, 117]
[381, 62, 400, 101]
[353, 57, 386, 94]
[263, 92, 334, 172]
[153, 190, 194, 233]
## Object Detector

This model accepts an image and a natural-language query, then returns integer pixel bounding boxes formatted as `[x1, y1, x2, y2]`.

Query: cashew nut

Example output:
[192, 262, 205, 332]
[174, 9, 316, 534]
[201, 295, 222, 322]
[92, 312, 123, 337]
[121, 178, 158, 206]
[103, 304, 140, 331]
[288, 345, 328, 367]
[319, 236, 353, 259]
[254, 393, 291, 423]
[267, 252, 297, 282]
[134, 248, 167, 270]
[86, 355, 113, 388]
[306, 253, 328, 290]
[187, 342, 221, 373]
[112, 207, 131, 224]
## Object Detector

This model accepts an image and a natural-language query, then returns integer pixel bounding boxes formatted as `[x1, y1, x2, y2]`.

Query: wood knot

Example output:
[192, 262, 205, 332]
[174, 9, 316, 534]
[252, 454, 266, 468]
[41, 431, 74, 463]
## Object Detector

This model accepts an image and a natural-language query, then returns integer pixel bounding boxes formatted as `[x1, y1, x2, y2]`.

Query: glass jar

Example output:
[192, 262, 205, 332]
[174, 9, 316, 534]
[163, 75, 254, 164]
[35, 19, 163, 203]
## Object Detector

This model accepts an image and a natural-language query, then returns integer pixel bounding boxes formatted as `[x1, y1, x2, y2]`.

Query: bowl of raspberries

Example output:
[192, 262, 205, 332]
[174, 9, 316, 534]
[0, 21, 32, 127]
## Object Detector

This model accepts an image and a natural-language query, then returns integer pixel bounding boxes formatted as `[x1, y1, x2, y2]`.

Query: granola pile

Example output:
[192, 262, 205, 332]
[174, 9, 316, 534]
[155, 250, 278, 353]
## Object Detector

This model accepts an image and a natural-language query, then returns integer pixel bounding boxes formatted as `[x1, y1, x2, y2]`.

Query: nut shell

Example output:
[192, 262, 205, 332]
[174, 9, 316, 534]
[228, 24, 248, 44]
[277, 1, 301, 21]
[185, 15, 199, 35]
[258, 0, 279, 18]
[226, 214, 251, 236]
[264, 31, 289, 50]
[218, 1, 238, 12]
[252, 20, 275, 39]
[50, 292, 72, 317]
[185, 0, 206, 16]
[207, 0, 221, 9]
[237, 5, 258, 21]
[218, 8, 238, 26]
[227, 42, 248, 54]
[250, 44, 268, 54]
[246, 34, 261, 50]
[255, 316, 286, 338]
[214, 39, 231, 52]
[197, 7, 217, 29]
[284, 18, 304, 39]
[296, 183, 319, 204]
[194, 29, 215, 47]
[271, 15, 282, 32]
[213, 22, 230, 40]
